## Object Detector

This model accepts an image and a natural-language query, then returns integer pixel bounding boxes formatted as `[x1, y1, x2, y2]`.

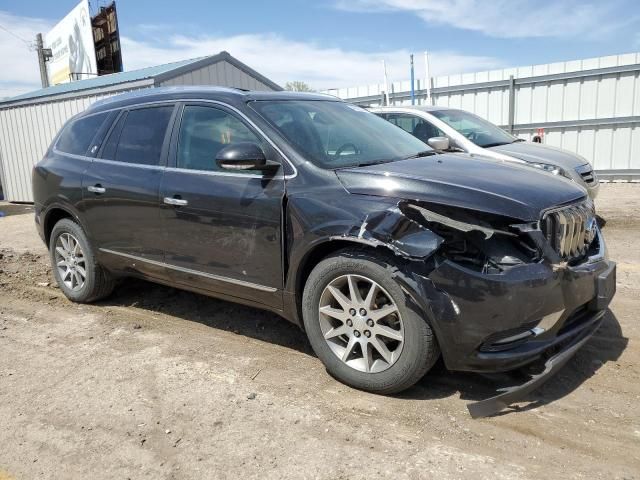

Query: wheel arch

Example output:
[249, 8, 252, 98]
[290, 237, 424, 327]
[43, 204, 87, 247]
[290, 228, 447, 345]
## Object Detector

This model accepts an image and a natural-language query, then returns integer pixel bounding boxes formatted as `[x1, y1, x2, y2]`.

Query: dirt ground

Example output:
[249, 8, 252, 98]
[0, 184, 639, 480]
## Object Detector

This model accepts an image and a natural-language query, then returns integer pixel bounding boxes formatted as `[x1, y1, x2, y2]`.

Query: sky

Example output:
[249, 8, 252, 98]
[0, 0, 639, 98]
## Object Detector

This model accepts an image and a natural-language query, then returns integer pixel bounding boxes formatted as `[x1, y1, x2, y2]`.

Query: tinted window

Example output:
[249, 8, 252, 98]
[105, 106, 174, 166]
[177, 105, 264, 172]
[384, 113, 445, 144]
[100, 112, 126, 160]
[56, 112, 109, 155]
[430, 109, 516, 148]
[250, 100, 431, 169]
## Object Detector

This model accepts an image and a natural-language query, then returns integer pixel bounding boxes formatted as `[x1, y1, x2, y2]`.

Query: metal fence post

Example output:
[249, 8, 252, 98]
[430, 77, 436, 105]
[508, 75, 515, 134]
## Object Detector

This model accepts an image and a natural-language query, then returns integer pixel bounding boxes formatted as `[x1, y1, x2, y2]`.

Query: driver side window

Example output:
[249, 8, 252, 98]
[176, 105, 264, 172]
[386, 113, 444, 144]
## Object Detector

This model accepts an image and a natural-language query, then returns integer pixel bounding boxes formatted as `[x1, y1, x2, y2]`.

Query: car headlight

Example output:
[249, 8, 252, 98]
[529, 162, 570, 179]
[529, 163, 573, 180]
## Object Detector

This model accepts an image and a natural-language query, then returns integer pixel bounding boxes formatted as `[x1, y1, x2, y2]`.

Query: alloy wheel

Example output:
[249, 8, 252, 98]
[318, 274, 404, 373]
[54, 233, 86, 291]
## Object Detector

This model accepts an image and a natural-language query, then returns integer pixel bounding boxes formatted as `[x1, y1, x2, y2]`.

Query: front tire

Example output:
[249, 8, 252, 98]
[302, 248, 439, 394]
[49, 218, 115, 303]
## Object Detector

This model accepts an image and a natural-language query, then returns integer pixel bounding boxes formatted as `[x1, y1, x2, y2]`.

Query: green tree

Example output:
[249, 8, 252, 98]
[285, 81, 314, 92]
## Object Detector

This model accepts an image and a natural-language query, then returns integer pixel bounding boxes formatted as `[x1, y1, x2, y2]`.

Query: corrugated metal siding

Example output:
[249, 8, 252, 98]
[324, 52, 640, 173]
[158, 60, 274, 91]
[0, 83, 151, 202]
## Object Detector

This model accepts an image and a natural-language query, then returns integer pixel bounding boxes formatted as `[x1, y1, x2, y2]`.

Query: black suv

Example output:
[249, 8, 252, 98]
[33, 87, 615, 416]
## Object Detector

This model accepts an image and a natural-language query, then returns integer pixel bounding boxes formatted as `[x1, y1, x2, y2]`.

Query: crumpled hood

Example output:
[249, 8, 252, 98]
[488, 142, 589, 170]
[336, 153, 587, 221]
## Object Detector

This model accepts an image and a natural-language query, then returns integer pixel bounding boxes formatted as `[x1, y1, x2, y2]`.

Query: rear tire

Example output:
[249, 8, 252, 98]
[49, 218, 115, 303]
[302, 248, 439, 394]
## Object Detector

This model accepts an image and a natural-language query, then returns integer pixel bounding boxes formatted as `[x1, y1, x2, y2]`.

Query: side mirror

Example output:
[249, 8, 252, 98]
[427, 136, 450, 151]
[216, 142, 279, 173]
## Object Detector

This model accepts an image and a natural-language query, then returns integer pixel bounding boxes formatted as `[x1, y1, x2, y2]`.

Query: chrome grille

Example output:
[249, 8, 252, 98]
[542, 200, 597, 260]
[575, 164, 597, 185]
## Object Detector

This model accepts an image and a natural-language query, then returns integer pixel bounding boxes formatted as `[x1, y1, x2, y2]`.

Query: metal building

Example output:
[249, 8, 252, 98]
[324, 52, 640, 180]
[0, 51, 282, 202]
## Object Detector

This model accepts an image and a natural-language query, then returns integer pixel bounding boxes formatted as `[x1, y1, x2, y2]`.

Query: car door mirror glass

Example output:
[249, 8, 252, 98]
[427, 136, 450, 151]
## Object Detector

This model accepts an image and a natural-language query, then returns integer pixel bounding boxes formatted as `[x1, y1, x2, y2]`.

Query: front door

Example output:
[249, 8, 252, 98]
[160, 103, 285, 307]
[82, 103, 176, 279]
[383, 112, 445, 144]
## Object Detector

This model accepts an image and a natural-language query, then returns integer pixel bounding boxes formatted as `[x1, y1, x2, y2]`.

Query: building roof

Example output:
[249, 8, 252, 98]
[0, 51, 282, 107]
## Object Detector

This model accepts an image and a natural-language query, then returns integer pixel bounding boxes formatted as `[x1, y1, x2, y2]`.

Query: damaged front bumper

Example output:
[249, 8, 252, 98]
[424, 256, 615, 371]
[467, 308, 604, 418]
[408, 232, 616, 417]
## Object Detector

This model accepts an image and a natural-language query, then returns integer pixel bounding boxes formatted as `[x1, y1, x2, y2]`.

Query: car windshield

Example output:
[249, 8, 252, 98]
[430, 109, 517, 148]
[249, 100, 433, 169]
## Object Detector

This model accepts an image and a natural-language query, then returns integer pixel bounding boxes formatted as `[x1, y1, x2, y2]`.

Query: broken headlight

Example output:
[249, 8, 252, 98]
[400, 202, 541, 274]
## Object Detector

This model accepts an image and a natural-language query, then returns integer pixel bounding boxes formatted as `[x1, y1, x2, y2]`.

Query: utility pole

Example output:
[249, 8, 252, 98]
[35, 33, 52, 88]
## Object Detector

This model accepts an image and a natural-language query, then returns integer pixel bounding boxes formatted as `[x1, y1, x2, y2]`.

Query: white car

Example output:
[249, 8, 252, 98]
[372, 106, 599, 199]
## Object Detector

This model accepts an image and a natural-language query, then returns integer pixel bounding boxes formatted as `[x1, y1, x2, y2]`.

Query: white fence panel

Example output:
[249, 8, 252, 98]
[323, 52, 640, 176]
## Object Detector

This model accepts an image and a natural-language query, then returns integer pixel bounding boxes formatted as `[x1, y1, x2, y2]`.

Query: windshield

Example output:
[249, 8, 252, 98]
[249, 100, 432, 169]
[430, 109, 517, 148]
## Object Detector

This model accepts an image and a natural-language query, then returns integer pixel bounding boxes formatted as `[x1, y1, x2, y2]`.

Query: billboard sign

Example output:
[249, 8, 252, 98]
[45, 0, 97, 85]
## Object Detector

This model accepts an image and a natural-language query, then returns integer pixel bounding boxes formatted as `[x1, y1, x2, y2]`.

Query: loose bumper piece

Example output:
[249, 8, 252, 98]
[468, 312, 604, 418]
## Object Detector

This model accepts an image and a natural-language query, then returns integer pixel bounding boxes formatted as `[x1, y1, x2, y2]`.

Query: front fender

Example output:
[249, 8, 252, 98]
[284, 194, 444, 296]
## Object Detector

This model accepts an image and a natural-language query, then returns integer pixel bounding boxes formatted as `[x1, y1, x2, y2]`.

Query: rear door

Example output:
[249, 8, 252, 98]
[43, 110, 114, 212]
[82, 103, 177, 279]
[160, 102, 285, 307]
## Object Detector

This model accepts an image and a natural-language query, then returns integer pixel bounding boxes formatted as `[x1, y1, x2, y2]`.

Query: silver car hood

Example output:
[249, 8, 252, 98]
[487, 142, 589, 170]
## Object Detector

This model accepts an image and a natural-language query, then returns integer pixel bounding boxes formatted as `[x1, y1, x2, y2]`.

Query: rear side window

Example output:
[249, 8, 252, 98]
[56, 112, 109, 156]
[102, 105, 174, 166]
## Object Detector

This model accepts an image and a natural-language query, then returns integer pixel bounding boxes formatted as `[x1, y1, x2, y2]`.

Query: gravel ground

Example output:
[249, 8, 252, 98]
[0, 184, 639, 480]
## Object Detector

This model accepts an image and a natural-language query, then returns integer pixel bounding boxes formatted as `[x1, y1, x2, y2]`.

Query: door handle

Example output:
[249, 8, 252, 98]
[87, 185, 106, 194]
[164, 196, 188, 206]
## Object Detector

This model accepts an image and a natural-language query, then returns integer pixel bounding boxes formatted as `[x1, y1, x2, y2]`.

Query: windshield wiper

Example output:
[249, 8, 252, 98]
[349, 160, 394, 168]
[481, 142, 511, 148]
[401, 150, 436, 159]
[512, 138, 526, 143]
[345, 150, 435, 168]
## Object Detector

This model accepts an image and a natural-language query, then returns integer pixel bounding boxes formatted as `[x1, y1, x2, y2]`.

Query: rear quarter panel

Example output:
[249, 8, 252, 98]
[32, 150, 93, 243]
